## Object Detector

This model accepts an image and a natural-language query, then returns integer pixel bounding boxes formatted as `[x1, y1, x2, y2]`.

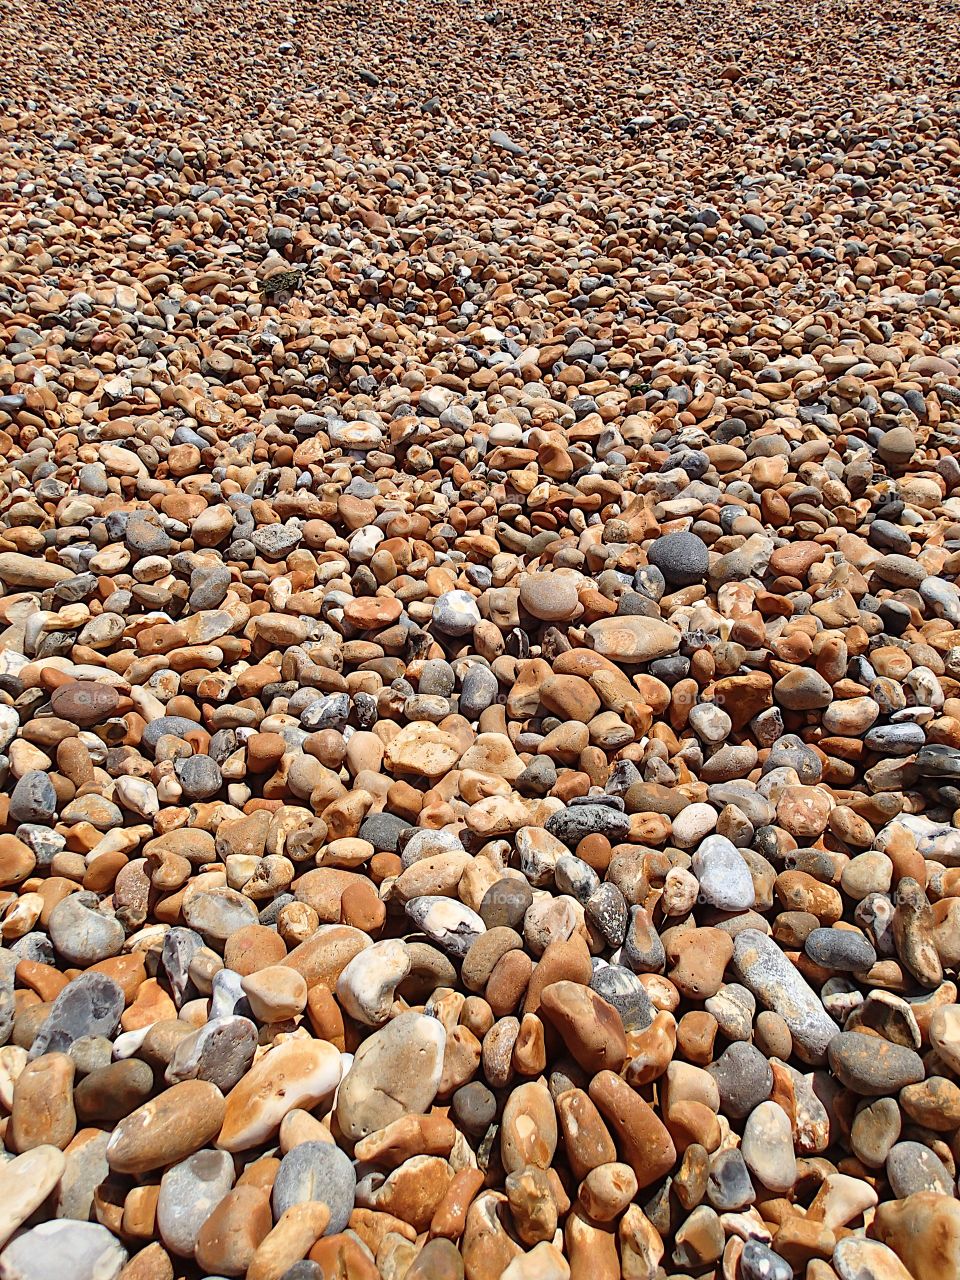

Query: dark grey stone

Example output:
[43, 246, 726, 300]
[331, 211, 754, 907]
[707, 1042, 773, 1119]
[545, 803, 631, 847]
[647, 531, 709, 586]
[358, 812, 413, 853]
[804, 927, 876, 973]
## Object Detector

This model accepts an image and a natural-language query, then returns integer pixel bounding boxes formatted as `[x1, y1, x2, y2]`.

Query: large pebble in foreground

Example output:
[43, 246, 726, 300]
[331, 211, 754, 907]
[106, 1080, 225, 1174]
[336, 1012, 446, 1141]
[217, 1039, 343, 1151]
[585, 617, 680, 664]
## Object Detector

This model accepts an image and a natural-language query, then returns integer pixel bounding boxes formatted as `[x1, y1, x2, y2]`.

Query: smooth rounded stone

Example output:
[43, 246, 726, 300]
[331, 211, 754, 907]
[106, 1080, 225, 1174]
[703, 984, 755, 1041]
[930, 1005, 960, 1072]
[405, 1238, 464, 1280]
[851, 1097, 902, 1168]
[433, 591, 481, 635]
[740, 1241, 792, 1280]
[358, 813, 412, 853]
[157, 1149, 235, 1257]
[540, 981, 627, 1074]
[195, 1184, 272, 1275]
[827, 1032, 925, 1095]
[586, 616, 680, 664]
[174, 754, 222, 799]
[707, 1042, 773, 1119]
[545, 804, 631, 848]
[865, 723, 926, 755]
[404, 897, 485, 958]
[242, 968, 308, 1023]
[50, 683, 119, 726]
[218, 1039, 342, 1151]
[515, 756, 557, 798]
[519, 573, 580, 621]
[589, 963, 652, 1032]
[886, 1141, 954, 1197]
[691, 834, 755, 910]
[833, 1238, 914, 1280]
[741, 1100, 797, 1193]
[9, 771, 58, 824]
[10, 1052, 76, 1151]
[452, 1082, 497, 1137]
[272, 1141, 357, 1234]
[164, 1016, 258, 1092]
[459, 665, 500, 721]
[480, 878, 534, 930]
[804, 927, 877, 972]
[585, 883, 629, 948]
[336, 1011, 446, 1141]
[706, 1148, 754, 1211]
[74, 1059, 154, 1124]
[182, 887, 259, 944]
[874, 1192, 960, 1277]
[671, 802, 719, 846]
[0, 1146, 67, 1247]
[336, 939, 410, 1025]
[647, 531, 709, 586]
[0, 1221, 126, 1280]
[399, 829, 466, 868]
[54, 1130, 110, 1223]
[47, 895, 125, 967]
[28, 973, 125, 1060]
[733, 929, 839, 1064]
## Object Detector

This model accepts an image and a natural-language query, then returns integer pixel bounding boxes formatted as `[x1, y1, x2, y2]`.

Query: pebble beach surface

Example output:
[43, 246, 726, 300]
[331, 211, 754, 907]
[2, 0, 960, 1277]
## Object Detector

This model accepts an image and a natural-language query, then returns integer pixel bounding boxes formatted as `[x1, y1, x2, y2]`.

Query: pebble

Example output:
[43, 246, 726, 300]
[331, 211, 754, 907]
[707, 1042, 773, 1119]
[156, 1149, 236, 1257]
[336, 1012, 446, 1141]
[692, 834, 756, 911]
[741, 1100, 798, 1193]
[0, 1146, 66, 1247]
[0, 1221, 126, 1280]
[733, 930, 839, 1064]
[827, 1032, 925, 1095]
[272, 1141, 356, 1234]
[1, 1, 960, 1273]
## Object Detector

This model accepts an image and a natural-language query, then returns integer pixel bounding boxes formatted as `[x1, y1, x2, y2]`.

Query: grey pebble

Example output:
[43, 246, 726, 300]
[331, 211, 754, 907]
[590, 962, 652, 1031]
[272, 1140, 357, 1234]
[358, 812, 413, 853]
[740, 1240, 792, 1280]
[29, 972, 125, 1060]
[545, 803, 631, 847]
[804, 927, 876, 972]
[157, 1149, 236, 1257]
[706, 1147, 755, 1211]
[886, 1140, 953, 1197]
[47, 894, 125, 968]
[9, 770, 58, 824]
[733, 928, 839, 1064]
[707, 1042, 773, 1119]
[165, 1015, 258, 1092]
[647, 530, 709, 585]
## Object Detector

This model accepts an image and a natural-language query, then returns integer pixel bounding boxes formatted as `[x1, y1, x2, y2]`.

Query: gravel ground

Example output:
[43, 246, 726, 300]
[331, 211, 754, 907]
[1, 0, 960, 1278]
